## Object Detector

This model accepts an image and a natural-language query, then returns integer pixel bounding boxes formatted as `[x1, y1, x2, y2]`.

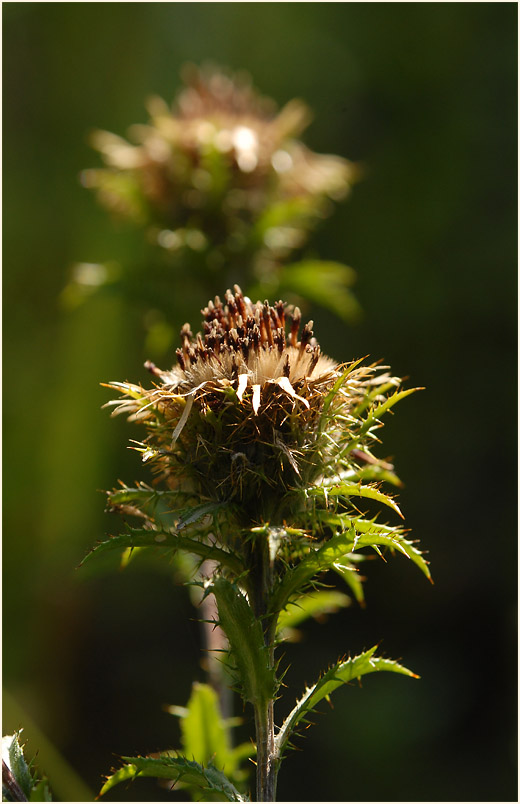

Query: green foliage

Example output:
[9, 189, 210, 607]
[99, 755, 248, 802]
[331, 554, 367, 606]
[277, 589, 351, 641]
[275, 646, 418, 758]
[268, 260, 360, 322]
[210, 578, 278, 706]
[2, 732, 52, 802]
[269, 526, 359, 616]
[3, 732, 33, 801]
[99, 683, 254, 801]
[353, 387, 420, 437]
[306, 481, 404, 518]
[82, 525, 244, 575]
[168, 683, 254, 788]
[317, 513, 432, 581]
[175, 682, 231, 769]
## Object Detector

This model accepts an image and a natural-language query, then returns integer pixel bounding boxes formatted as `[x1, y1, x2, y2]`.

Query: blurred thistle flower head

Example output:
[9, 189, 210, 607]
[82, 63, 355, 243]
[105, 286, 400, 525]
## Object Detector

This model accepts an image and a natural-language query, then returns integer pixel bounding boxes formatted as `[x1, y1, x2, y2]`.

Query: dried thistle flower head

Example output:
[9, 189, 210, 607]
[105, 286, 411, 533]
[164, 285, 337, 411]
[83, 64, 355, 267]
[96, 285, 430, 650]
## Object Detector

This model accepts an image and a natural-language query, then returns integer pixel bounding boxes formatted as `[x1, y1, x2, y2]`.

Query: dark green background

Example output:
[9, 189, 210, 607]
[3, 3, 517, 801]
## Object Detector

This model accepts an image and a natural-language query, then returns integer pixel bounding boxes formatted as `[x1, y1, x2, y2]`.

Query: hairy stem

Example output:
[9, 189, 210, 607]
[250, 537, 280, 801]
[254, 698, 278, 801]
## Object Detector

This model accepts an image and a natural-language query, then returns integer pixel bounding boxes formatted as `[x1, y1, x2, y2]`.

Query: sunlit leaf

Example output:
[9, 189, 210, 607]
[107, 484, 175, 508]
[333, 463, 403, 488]
[275, 646, 418, 758]
[331, 557, 366, 606]
[81, 527, 243, 575]
[166, 683, 255, 791]
[354, 387, 421, 437]
[318, 512, 432, 581]
[178, 683, 233, 772]
[307, 482, 403, 518]
[210, 577, 277, 706]
[2, 732, 52, 802]
[319, 358, 366, 419]
[99, 755, 247, 801]
[277, 590, 350, 638]
[269, 528, 357, 615]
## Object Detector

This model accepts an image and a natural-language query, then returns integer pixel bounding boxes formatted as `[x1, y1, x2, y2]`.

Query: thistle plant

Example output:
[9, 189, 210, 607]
[86, 285, 430, 801]
[67, 65, 360, 336]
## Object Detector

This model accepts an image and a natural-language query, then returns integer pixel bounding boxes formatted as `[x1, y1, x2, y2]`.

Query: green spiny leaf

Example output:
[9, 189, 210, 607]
[175, 501, 227, 531]
[2, 732, 33, 799]
[331, 557, 366, 606]
[355, 387, 420, 437]
[81, 528, 243, 574]
[336, 464, 403, 488]
[318, 512, 432, 581]
[210, 577, 277, 706]
[353, 523, 431, 580]
[350, 376, 402, 417]
[107, 484, 176, 508]
[99, 755, 247, 801]
[307, 482, 403, 518]
[269, 528, 357, 615]
[277, 590, 350, 637]
[275, 647, 418, 758]
[320, 358, 366, 418]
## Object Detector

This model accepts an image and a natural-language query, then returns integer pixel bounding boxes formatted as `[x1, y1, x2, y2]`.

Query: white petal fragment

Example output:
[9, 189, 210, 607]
[171, 395, 194, 445]
[252, 384, 262, 414]
[237, 372, 249, 402]
[275, 376, 310, 408]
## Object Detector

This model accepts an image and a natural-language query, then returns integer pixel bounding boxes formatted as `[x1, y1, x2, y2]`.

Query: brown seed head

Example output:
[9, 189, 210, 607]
[169, 285, 336, 403]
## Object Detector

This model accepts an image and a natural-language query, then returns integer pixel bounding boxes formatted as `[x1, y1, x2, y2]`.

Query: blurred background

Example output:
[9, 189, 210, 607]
[3, 3, 517, 801]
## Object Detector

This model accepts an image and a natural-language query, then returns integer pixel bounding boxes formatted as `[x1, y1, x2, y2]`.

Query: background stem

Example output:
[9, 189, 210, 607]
[198, 559, 233, 720]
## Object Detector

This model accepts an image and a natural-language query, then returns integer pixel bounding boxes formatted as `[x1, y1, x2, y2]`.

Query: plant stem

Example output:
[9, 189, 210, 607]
[250, 537, 280, 801]
[2, 761, 27, 802]
[254, 698, 278, 801]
